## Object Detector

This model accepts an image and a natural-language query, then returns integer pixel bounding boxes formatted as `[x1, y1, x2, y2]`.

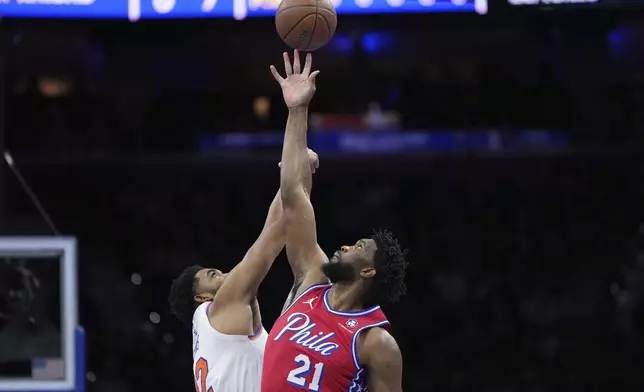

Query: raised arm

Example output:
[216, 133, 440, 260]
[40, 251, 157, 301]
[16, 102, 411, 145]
[271, 51, 329, 305]
[213, 189, 285, 308]
[213, 149, 319, 310]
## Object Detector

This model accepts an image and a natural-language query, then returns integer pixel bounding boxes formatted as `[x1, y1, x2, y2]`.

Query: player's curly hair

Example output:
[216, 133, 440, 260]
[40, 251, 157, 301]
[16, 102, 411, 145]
[168, 265, 203, 328]
[368, 229, 409, 306]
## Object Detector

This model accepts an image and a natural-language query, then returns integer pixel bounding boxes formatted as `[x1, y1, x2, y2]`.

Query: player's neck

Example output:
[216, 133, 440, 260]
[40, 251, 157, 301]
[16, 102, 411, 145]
[250, 297, 260, 314]
[327, 283, 364, 312]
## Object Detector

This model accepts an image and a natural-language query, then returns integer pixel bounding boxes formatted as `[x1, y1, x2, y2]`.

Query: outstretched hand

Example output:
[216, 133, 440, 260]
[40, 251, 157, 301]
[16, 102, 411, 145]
[270, 50, 320, 109]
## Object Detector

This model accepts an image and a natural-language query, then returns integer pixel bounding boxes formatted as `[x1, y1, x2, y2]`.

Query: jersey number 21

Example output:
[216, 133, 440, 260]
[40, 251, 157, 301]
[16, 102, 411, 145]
[287, 354, 325, 391]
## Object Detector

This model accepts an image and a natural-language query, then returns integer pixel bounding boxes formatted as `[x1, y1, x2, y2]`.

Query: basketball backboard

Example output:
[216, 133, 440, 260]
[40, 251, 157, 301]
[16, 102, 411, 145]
[0, 237, 84, 392]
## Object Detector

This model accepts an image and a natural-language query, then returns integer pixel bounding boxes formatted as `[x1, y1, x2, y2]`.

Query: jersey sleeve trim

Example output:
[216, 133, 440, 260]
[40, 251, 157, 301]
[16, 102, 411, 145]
[248, 324, 263, 340]
[280, 283, 332, 316]
[322, 288, 382, 317]
[192, 301, 211, 326]
[350, 320, 391, 370]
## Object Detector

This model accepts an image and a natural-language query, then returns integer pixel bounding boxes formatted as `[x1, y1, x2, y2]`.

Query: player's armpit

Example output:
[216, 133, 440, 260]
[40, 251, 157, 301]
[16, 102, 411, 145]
[280, 280, 302, 315]
[362, 328, 403, 392]
[280, 262, 328, 314]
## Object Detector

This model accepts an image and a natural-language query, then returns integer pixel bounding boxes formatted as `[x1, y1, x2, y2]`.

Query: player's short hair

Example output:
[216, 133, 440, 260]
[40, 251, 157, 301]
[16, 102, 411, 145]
[168, 265, 203, 328]
[369, 229, 409, 305]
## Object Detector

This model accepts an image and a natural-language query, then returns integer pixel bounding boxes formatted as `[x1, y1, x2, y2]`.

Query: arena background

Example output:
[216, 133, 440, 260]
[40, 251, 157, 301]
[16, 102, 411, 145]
[0, 2, 644, 391]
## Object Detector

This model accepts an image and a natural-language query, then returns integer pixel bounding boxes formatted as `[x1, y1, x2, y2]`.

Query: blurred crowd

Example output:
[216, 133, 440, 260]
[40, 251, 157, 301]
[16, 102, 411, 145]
[2, 151, 641, 391]
[1, 14, 643, 152]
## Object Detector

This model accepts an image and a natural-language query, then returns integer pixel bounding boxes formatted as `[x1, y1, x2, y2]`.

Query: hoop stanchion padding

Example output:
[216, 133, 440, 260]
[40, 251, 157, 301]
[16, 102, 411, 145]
[74, 327, 85, 392]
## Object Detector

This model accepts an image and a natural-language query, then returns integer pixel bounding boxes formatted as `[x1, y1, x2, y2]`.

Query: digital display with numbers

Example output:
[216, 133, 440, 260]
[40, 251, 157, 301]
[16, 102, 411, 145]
[507, 0, 642, 7]
[0, 0, 486, 21]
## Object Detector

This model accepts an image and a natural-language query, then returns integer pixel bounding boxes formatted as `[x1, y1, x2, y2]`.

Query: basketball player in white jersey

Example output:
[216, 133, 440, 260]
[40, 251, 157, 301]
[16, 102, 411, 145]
[168, 147, 320, 392]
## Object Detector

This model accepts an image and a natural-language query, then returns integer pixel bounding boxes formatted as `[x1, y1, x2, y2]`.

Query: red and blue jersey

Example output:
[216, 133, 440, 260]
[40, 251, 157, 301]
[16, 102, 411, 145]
[262, 284, 389, 392]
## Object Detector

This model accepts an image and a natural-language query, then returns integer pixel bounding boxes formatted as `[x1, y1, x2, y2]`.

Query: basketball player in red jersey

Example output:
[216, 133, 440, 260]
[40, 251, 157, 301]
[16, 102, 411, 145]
[263, 50, 408, 392]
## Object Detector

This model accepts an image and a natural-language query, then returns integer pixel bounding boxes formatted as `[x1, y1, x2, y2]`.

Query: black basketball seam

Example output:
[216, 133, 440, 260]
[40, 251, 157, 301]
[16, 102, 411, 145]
[280, 12, 318, 46]
[318, 12, 331, 41]
[324, 9, 337, 35]
[304, 0, 319, 51]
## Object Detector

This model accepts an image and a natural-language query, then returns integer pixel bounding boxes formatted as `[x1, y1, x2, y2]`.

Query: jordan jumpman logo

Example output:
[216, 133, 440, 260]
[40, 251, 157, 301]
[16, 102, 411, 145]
[303, 297, 318, 309]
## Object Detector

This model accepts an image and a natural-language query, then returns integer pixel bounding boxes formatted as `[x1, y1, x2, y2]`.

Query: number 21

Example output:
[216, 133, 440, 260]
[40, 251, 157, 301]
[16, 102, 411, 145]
[287, 354, 325, 391]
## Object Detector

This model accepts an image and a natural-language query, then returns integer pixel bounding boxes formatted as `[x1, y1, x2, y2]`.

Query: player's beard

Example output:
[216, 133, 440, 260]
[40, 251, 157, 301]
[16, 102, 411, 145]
[322, 260, 356, 283]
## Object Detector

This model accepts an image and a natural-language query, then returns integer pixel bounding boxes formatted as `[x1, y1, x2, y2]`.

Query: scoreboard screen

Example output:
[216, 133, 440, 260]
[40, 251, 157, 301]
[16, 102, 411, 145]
[0, 0, 487, 20]
[507, 0, 644, 8]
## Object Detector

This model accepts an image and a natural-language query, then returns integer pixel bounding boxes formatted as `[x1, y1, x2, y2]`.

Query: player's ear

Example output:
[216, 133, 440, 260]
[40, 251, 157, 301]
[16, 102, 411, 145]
[360, 267, 376, 279]
[194, 293, 214, 303]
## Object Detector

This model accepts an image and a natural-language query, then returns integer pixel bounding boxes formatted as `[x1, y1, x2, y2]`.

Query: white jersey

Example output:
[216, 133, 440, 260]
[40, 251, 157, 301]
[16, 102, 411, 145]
[192, 301, 267, 392]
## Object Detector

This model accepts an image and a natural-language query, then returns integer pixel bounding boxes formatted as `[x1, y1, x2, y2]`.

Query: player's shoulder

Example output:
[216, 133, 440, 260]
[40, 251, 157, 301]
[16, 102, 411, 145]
[192, 301, 212, 330]
[292, 266, 330, 299]
[281, 282, 331, 315]
[361, 326, 397, 349]
[325, 298, 389, 323]
[300, 282, 332, 298]
[358, 326, 401, 368]
[364, 306, 389, 325]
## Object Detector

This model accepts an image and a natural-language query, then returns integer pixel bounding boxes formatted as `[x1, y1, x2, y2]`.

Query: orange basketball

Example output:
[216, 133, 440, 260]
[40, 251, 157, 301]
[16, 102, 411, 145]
[275, 0, 337, 52]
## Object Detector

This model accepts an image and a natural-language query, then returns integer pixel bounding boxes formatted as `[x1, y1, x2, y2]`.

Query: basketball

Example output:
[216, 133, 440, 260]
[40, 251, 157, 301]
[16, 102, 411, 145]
[275, 0, 337, 52]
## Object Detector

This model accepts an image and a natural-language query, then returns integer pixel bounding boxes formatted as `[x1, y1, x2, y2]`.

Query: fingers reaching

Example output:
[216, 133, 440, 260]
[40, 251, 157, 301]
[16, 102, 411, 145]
[292, 50, 301, 75]
[283, 52, 293, 76]
[270, 65, 284, 84]
[302, 53, 312, 76]
[276, 51, 317, 82]
[309, 70, 320, 86]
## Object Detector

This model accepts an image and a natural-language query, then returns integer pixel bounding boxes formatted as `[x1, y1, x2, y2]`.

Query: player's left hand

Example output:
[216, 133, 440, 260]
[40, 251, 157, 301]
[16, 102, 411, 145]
[278, 148, 319, 174]
[270, 50, 320, 109]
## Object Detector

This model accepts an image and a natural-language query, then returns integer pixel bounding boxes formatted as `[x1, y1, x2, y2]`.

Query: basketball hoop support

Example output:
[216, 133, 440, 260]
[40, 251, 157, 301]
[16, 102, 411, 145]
[0, 237, 84, 392]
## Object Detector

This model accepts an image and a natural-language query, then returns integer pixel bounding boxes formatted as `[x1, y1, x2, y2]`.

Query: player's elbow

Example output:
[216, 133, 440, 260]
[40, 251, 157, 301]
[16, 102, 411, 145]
[280, 180, 303, 207]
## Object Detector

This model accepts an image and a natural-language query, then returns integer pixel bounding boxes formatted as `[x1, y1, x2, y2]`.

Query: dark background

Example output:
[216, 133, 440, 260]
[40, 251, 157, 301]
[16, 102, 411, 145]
[1, 5, 644, 392]
[0, 258, 62, 365]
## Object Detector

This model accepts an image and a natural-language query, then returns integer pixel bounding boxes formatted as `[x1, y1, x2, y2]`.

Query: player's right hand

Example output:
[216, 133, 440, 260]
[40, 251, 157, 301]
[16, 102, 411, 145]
[270, 50, 320, 109]
[278, 148, 319, 173]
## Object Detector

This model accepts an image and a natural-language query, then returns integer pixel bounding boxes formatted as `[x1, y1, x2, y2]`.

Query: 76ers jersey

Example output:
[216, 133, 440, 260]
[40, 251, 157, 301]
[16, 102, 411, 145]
[262, 284, 390, 392]
[192, 302, 267, 392]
